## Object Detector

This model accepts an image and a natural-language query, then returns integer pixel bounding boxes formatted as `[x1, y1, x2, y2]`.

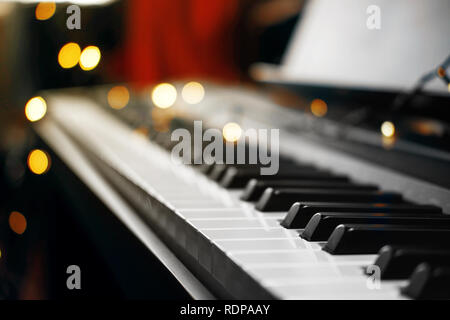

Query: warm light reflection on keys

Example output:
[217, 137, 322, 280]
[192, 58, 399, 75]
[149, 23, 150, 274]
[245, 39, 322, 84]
[223, 122, 242, 142]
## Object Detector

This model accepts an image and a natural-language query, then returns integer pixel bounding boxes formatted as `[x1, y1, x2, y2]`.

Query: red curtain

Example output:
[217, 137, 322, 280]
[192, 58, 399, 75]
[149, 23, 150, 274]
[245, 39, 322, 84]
[124, 0, 240, 87]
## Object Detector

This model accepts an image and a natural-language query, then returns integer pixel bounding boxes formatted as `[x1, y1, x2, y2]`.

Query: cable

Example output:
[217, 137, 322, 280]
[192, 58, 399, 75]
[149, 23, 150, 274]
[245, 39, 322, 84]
[392, 53, 450, 112]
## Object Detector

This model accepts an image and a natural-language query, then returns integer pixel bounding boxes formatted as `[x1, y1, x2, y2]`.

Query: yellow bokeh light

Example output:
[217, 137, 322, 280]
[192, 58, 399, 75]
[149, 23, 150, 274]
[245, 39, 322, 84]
[152, 83, 177, 109]
[79, 46, 101, 71]
[181, 81, 205, 105]
[381, 121, 396, 138]
[310, 99, 328, 117]
[9, 211, 27, 235]
[27, 149, 50, 175]
[35, 2, 56, 21]
[223, 122, 242, 142]
[107, 86, 130, 109]
[25, 96, 47, 122]
[58, 42, 81, 69]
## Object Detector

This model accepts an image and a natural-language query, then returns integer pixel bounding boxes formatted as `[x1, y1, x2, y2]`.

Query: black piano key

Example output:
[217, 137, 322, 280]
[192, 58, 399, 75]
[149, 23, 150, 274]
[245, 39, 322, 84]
[210, 157, 305, 181]
[372, 245, 450, 279]
[209, 164, 230, 181]
[209, 164, 261, 181]
[402, 263, 450, 300]
[302, 213, 450, 241]
[256, 189, 403, 212]
[220, 167, 345, 189]
[240, 179, 378, 201]
[323, 224, 450, 255]
[197, 163, 215, 174]
[281, 202, 443, 229]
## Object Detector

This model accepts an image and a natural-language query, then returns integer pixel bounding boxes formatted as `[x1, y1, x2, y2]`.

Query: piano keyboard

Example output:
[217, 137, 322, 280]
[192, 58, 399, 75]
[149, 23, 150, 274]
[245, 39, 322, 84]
[36, 87, 450, 300]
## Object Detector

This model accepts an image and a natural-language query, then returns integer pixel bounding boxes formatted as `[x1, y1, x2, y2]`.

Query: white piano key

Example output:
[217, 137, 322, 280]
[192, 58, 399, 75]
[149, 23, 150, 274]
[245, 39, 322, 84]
[244, 252, 376, 268]
[179, 209, 286, 220]
[188, 218, 281, 229]
[215, 238, 307, 252]
[161, 194, 216, 201]
[171, 200, 240, 209]
[326, 254, 378, 263]
[230, 250, 329, 265]
[303, 242, 325, 251]
[268, 280, 407, 300]
[201, 228, 299, 240]
[179, 209, 254, 219]
[228, 190, 244, 198]
[248, 264, 362, 280]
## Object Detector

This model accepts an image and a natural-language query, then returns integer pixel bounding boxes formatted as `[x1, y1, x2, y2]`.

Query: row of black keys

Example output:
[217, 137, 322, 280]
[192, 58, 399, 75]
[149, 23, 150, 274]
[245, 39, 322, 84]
[140, 121, 450, 299]
[198, 163, 449, 252]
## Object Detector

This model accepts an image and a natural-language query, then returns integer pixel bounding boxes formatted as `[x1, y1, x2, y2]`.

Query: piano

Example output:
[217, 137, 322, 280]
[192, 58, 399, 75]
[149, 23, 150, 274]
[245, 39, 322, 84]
[26, 0, 450, 300]
[32, 81, 450, 299]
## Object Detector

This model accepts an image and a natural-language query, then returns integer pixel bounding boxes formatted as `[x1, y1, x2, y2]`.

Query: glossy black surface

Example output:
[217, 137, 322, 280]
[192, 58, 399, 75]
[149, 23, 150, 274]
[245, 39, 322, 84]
[324, 224, 450, 255]
[281, 203, 442, 229]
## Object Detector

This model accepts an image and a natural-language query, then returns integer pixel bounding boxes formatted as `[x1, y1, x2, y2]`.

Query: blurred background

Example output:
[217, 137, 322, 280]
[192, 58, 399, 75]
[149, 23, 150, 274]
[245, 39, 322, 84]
[0, 0, 305, 299]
